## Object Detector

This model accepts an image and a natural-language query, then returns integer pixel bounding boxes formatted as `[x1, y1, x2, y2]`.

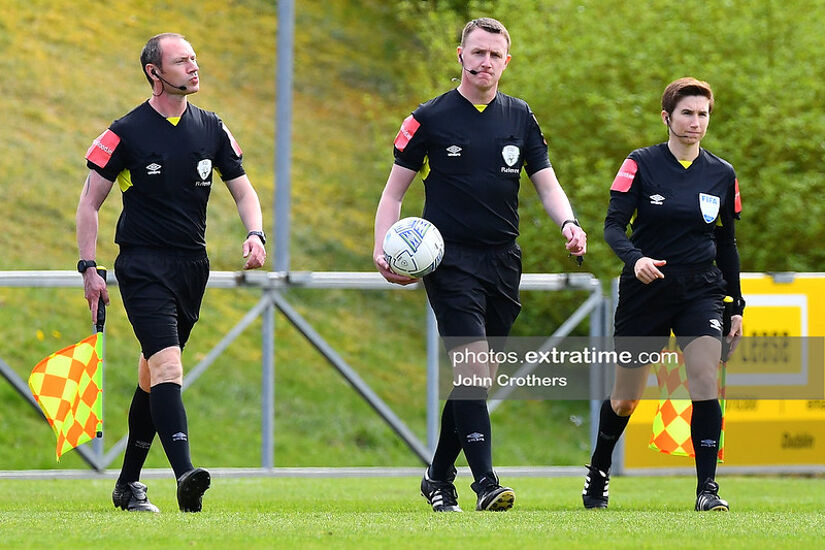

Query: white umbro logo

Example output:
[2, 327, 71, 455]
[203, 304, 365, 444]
[146, 163, 162, 175]
[649, 194, 665, 205]
[466, 432, 485, 443]
[709, 319, 722, 332]
[446, 145, 462, 157]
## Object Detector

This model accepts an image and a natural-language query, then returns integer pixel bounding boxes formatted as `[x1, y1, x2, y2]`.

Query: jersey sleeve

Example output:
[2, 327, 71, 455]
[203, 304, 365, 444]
[604, 156, 645, 269]
[215, 119, 246, 181]
[393, 113, 427, 172]
[715, 173, 744, 313]
[85, 128, 125, 182]
[523, 109, 551, 176]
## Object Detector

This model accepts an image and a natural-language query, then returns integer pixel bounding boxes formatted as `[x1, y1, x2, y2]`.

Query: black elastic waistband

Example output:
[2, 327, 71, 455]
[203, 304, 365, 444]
[622, 261, 715, 277]
[658, 262, 715, 275]
[445, 239, 517, 253]
[119, 245, 207, 260]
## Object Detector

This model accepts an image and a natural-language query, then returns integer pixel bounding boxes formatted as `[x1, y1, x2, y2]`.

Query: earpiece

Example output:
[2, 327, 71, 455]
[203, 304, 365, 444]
[150, 68, 187, 91]
[458, 53, 478, 76]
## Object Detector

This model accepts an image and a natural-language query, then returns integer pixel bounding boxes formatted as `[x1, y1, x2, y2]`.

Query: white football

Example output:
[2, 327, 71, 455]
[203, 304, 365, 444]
[383, 217, 445, 278]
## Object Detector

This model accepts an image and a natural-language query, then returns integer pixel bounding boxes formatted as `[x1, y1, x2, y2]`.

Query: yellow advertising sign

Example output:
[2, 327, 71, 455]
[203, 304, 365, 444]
[624, 273, 825, 469]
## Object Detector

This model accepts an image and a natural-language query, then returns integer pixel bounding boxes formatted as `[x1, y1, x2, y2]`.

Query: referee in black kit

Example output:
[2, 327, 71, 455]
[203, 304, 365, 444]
[76, 33, 266, 513]
[582, 77, 744, 512]
[373, 18, 586, 512]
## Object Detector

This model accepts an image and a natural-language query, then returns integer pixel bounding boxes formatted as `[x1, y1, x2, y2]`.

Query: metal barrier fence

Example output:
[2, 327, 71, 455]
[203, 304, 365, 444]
[0, 270, 607, 472]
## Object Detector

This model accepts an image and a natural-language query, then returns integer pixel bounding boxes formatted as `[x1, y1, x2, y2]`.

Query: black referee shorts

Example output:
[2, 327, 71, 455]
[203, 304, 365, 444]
[423, 241, 522, 343]
[115, 248, 210, 360]
[614, 264, 726, 363]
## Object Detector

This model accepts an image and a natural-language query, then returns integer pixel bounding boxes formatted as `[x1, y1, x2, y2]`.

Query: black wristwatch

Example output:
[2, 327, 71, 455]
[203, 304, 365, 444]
[561, 219, 581, 231]
[733, 297, 746, 315]
[77, 259, 97, 274]
[247, 230, 266, 245]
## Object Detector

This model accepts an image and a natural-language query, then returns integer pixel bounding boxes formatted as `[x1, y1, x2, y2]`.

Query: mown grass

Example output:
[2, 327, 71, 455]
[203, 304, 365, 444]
[0, 476, 823, 549]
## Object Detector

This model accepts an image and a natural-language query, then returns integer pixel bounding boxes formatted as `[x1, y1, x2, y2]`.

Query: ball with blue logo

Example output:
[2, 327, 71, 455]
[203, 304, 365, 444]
[383, 217, 445, 278]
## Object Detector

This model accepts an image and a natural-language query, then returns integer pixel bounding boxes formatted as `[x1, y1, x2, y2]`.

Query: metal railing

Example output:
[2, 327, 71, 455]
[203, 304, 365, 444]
[0, 270, 606, 472]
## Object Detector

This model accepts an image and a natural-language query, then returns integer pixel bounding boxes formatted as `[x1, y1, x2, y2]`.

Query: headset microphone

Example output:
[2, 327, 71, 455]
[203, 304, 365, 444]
[665, 116, 690, 138]
[152, 69, 187, 91]
[458, 54, 479, 75]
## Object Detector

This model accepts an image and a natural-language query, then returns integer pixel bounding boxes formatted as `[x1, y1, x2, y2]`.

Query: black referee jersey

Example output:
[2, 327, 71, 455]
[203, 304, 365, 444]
[393, 89, 551, 247]
[85, 101, 245, 252]
[604, 143, 744, 310]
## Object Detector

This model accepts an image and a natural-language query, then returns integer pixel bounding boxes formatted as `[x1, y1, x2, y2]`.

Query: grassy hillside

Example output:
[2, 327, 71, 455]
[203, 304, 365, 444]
[0, 0, 590, 470]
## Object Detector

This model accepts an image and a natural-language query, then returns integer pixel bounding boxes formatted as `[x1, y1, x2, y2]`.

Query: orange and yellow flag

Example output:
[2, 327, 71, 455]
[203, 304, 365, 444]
[28, 333, 103, 460]
[648, 354, 725, 461]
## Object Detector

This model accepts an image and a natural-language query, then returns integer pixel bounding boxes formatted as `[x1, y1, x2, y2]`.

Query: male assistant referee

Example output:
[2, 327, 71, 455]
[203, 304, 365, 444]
[373, 18, 586, 512]
[76, 33, 267, 513]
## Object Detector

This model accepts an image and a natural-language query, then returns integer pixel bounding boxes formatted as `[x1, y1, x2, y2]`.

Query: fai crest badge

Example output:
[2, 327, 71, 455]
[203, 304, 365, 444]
[197, 159, 212, 180]
[501, 145, 520, 167]
[699, 193, 720, 223]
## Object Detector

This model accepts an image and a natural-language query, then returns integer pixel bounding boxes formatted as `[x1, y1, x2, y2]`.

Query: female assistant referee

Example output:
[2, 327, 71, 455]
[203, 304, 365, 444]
[582, 77, 744, 512]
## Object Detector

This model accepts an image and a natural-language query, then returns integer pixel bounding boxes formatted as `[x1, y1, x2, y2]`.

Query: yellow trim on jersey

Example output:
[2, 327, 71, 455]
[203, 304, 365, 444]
[474, 104, 487, 112]
[117, 169, 132, 192]
[167, 116, 181, 126]
[420, 156, 430, 180]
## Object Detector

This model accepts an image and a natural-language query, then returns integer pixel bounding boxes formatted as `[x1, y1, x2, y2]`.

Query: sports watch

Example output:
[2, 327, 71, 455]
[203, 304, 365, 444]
[247, 230, 266, 245]
[77, 259, 97, 274]
[733, 297, 746, 315]
[561, 219, 581, 231]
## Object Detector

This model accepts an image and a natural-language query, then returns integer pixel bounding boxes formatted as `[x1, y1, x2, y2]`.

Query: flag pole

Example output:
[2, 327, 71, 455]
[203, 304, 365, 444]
[92, 267, 106, 460]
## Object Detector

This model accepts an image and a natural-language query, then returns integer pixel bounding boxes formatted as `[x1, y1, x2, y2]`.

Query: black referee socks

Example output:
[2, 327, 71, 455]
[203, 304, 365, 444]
[118, 386, 156, 484]
[590, 399, 630, 473]
[429, 396, 462, 481]
[690, 399, 722, 494]
[452, 386, 493, 483]
[150, 382, 195, 479]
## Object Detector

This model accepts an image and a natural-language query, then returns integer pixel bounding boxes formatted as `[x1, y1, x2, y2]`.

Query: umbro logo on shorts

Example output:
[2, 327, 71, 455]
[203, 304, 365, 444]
[709, 319, 722, 332]
[146, 163, 162, 175]
[446, 145, 462, 157]
[649, 194, 665, 205]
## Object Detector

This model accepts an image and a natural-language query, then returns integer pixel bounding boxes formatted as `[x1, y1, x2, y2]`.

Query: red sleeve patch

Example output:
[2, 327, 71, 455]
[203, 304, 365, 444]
[85, 129, 121, 168]
[222, 123, 243, 157]
[734, 178, 742, 213]
[393, 115, 420, 152]
[610, 158, 638, 192]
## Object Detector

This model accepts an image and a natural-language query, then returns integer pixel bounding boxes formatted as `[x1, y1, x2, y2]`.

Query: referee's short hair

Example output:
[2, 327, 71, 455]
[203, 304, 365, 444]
[140, 32, 187, 85]
[662, 77, 714, 114]
[460, 18, 510, 52]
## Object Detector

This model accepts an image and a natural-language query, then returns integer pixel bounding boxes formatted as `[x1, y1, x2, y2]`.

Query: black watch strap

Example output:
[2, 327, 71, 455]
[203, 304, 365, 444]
[561, 219, 580, 231]
[247, 230, 266, 245]
[733, 296, 746, 315]
[77, 259, 97, 273]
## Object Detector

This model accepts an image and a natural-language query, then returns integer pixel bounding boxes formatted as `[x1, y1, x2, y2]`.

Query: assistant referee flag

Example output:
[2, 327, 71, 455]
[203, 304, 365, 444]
[29, 333, 103, 460]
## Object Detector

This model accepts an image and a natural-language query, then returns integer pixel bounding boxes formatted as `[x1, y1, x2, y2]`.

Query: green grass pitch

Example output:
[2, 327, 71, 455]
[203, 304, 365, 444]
[0, 475, 823, 549]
